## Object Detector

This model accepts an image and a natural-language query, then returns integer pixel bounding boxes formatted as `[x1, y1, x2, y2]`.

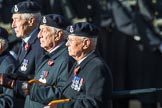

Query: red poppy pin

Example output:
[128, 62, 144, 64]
[25, 43, 30, 51]
[73, 66, 80, 75]
[48, 60, 54, 66]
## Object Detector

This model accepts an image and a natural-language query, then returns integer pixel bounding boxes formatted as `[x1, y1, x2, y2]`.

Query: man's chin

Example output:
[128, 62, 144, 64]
[16, 35, 21, 38]
[68, 53, 73, 57]
[40, 45, 44, 48]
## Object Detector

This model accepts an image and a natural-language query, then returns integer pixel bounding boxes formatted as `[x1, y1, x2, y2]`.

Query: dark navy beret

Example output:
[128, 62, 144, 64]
[40, 14, 71, 30]
[11, 1, 41, 13]
[66, 22, 99, 38]
[0, 27, 8, 40]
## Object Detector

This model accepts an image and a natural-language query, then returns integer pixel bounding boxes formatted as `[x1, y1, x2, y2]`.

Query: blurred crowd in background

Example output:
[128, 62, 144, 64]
[1, 0, 162, 108]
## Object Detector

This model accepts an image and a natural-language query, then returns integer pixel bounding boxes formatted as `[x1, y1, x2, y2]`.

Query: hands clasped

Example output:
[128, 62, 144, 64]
[0, 73, 15, 89]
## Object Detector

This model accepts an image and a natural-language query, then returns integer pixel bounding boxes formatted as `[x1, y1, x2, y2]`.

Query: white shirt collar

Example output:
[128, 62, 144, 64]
[23, 36, 31, 43]
[77, 50, 95, 65]
[22, 28, 38, 43]
[49, 42, 65, 53]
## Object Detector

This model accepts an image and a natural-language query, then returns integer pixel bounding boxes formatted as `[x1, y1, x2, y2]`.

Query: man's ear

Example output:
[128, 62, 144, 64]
[0, 42, 2, 49]
[83, 38, 90, 49]
[0, 42, 3, 53]
[55, 30, 63, 41]
[28, 17, 35, 26]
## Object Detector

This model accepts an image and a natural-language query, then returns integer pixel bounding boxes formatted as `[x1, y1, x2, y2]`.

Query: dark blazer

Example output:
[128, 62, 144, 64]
[57, 51, 113, 108]
[16, 28, 45, 77]
[13, 28, 45, 108]
[24, 43, 74, 108]
[0, 51, 17, 108]
[0, 51, 17, 74]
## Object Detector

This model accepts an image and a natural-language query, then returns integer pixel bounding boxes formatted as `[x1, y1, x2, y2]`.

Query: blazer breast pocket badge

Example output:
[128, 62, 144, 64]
[20, 59, 28, 71]
[71, 75, 83, 91]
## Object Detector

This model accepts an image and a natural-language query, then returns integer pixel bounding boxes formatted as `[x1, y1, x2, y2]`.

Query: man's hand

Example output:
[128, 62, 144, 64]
[21, 81, 30, 95]
[0, 73, 15, 89]
[44, 104, 57, 108]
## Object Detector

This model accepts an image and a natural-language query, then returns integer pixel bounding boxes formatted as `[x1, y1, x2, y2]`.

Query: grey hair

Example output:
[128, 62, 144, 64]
[81, 37, 98, 49]
[50, 27, 68, 40]
[0, 38, 8, 51]
[21, 12, 41, 26]
[90, 37, 98, 48]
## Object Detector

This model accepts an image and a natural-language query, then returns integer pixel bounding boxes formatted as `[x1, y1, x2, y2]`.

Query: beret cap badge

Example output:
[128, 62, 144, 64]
[40, 14, 71, 30]
[70, 26, 74, 33]
[43, 16, 47, 24]
[14, 5, 18, 12]
[11, 1, 41, 13]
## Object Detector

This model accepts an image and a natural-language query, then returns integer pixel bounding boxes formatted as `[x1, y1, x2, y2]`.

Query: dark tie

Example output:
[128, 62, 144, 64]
[18, 41, 26, 62]
[73, 64, 80, 75]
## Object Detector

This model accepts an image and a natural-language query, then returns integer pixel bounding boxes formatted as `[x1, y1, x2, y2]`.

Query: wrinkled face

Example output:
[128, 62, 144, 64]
[66, 35, 84, 60]
[38, 25, 56, 52]
[12, 14, 31, 39]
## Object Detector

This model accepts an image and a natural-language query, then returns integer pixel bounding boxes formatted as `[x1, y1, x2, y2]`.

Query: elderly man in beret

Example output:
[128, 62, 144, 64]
[0, 27, 18, 108]
[11, 1, 45, 72]
[22, 14, 74, 108]
[0, 27, 17, 72]
[0, 1, 45, 108]
[51, 22, 112, 108]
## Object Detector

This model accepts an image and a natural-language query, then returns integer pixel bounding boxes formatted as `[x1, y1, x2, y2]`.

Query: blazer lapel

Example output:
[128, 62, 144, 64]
[61, 52, 97, 94]
[18, 28, 39, 65]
